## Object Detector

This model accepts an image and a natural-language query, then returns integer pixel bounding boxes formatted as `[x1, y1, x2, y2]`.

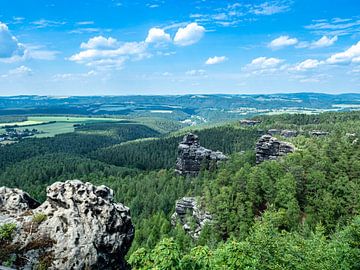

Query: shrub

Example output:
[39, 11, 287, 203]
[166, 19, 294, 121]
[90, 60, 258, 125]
[32, 213, 47, 224]
[0, 223, 16, 241]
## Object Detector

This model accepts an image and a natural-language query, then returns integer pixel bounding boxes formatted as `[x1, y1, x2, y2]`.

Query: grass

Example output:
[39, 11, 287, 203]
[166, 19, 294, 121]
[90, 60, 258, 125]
[0, 120, 45, 128]
[0, 116, 127, 138]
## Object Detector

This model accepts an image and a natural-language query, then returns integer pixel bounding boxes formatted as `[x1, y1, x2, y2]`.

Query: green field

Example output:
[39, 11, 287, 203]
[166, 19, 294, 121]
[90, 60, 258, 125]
[0, 116, 126, 138]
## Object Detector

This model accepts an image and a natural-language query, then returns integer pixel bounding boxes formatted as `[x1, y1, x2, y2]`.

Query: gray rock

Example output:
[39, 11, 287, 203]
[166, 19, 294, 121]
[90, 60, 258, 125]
[280, 130, 298, 138]
[268, 129, 281, 135]
[310, 130, 329, 136]
[256, 135, 295, 164]
[171, 197, 212, 239]
[0, 180, 134, 270]
[240, 119, 261, 126]
[175, 133, 227, 176]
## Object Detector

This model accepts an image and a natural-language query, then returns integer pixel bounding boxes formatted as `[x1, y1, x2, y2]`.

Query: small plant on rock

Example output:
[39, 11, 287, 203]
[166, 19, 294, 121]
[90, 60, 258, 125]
[0, 223, 16, 241]
[32, 213, 47, 224]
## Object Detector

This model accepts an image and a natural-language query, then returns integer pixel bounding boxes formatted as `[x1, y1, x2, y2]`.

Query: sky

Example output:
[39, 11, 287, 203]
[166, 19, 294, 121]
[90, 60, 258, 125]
[0, 0, 360, 96]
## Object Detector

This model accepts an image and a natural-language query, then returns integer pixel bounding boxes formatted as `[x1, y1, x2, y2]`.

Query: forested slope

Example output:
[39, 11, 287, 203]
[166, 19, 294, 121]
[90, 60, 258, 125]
[0, 111, 359, 269]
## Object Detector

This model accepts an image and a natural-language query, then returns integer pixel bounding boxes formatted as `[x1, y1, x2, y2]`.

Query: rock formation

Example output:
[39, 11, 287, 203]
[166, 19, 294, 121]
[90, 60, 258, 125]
[310, 130, 329, 136]
[256, 135, 295, 164]
[0, 180, 134, 270]
[175, 133, 227, 176]
[240, 119, 261, 126]
[171, 197, 212, 239]
[280, 130, 298, 138]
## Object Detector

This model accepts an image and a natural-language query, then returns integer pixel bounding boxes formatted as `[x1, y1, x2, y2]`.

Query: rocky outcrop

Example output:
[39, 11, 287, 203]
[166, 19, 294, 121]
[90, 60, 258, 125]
[240, 119, 261, 126]
[0, 180, 134, 270]
[280, 130, 298, 138]
[310, 130, 329, 136]
[256, 135, 295, 164]
[171, 197, 212, 239]
[175, 133, 227, 176]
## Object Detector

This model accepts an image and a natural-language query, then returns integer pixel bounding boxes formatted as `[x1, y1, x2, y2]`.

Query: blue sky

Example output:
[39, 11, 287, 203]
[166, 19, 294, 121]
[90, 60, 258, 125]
[0, 0, 359, 95]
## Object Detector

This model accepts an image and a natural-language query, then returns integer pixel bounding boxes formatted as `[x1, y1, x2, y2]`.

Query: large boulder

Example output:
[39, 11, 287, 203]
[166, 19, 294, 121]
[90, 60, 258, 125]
[256, 135, 295, 164]
[171, 197, 212, 239]
[175, 133, 227, 176]
[0, 180, 134, 270]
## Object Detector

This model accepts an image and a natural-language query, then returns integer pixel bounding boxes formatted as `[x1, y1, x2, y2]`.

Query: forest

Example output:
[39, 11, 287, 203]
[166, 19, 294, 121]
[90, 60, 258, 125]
[0, 111, 359, 269]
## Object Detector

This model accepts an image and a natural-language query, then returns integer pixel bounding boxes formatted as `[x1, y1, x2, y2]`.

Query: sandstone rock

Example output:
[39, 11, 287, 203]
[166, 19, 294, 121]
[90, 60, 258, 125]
[280, 130, 298, 138]
[175, 133, 227, 176]
[0, 180, 134, 270]
[268, 129, 281, 135]
[256, 135, 295, 164]
[310, 130, 329, 136]
[240, 119, 261, 126]
[171, 197, 212, 239]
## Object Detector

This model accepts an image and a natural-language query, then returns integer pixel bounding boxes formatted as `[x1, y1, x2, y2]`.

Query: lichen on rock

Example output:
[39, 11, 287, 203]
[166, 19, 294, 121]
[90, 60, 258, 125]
[0, 180, 134, 270]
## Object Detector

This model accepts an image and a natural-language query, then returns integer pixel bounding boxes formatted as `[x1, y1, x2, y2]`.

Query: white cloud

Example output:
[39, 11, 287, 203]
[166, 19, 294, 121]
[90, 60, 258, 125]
[249, 57, 284, 69]
[205, 56, 228, 65]
[305, 17, 360, 36]
[76, 21, 94, 25]
[251, 1, 292, 15]
[292, 59, 322, 71]
[52, 70, 97, 81]
[9, 65, 32, 76]
[0, 22, 25, 59]
[245, 57, 285, 75]
[80, 36, 118, 49]
[70, 36, 149, 69]
[2, 65, 32, 78]
[186, 69, 206, 76]
[174, 23, 205, 46]
[327, 41, 360, 64]
[145, 28, 171, 44]
[31, 19, 66, 29]
[269, 35, 298, 49]
[311, 35, 338, 48]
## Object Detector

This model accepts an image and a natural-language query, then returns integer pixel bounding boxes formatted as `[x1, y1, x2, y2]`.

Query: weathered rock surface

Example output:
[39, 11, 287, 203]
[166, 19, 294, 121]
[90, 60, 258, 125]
[256, 135, 295, 164]
[171, 197, 212, 239]
[310, 130, 329, 136]
[0, 180, 134, 270]
[240, 119, 261, 126]
[175, 133, 227, 176]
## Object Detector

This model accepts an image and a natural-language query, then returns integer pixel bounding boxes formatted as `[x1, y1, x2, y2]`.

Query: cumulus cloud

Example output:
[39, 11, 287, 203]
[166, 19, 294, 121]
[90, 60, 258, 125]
[2, 65, 32, 78]
[174, 23, 205, 46]
[311, 35, 338, 48]
[245, 57, 286, 75]
[249, 57, 284, 69]
[145, 28, 171, 44]
[205, 56, 228, 65]
[80, 36, 118, 49]
[269, 35, 298, 49]
[326, 41, 360, 64]
[70, 36, 149, 69]
[291, 59, 322, 71]
[0, 22, 25, 59]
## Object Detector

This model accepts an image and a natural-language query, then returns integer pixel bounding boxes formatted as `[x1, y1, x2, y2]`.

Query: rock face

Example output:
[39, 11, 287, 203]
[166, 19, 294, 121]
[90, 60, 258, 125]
[171, 197, 212, 239]
[0, 180, 134, 270]
[310, 130, 329, 136]
[175, 133, 227, 176]
[256, 135, 295, 164]
[240, 119, 261, 126]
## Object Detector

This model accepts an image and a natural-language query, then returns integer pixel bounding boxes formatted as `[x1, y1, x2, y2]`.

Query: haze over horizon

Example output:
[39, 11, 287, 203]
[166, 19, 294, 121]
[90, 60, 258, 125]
[0, 0, 360, 95]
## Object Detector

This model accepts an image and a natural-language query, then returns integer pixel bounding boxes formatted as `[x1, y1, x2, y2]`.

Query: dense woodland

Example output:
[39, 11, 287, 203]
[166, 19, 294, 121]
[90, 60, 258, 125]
[0, 111, 359, 269]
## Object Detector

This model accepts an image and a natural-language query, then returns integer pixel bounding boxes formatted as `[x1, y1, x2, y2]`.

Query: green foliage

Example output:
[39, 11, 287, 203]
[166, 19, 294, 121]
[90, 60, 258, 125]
[0, 223, 16, 241]
[32, 213, 47, 224]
